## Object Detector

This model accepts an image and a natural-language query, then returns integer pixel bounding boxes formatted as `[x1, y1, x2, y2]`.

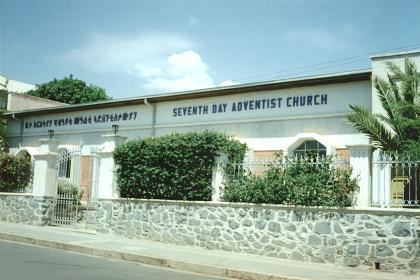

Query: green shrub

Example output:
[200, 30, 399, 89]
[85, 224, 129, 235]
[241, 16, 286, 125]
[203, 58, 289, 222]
[57, 179, 83, 202]
[0, 152, 32, 192]
[224, 156, 359, 207]
[114, 131, 247, 200]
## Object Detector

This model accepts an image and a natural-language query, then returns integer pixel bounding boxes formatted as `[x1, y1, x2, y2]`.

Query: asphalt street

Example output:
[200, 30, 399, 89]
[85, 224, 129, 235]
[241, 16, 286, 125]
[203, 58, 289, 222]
[0, 240, 230, 280]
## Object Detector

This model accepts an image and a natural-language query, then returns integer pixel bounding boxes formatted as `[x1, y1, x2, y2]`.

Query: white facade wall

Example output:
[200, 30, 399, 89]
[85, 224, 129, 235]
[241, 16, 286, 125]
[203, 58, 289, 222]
[371, 50, 420, 115]
[6, 80, 372, 155]
[0, 75, 35, 93]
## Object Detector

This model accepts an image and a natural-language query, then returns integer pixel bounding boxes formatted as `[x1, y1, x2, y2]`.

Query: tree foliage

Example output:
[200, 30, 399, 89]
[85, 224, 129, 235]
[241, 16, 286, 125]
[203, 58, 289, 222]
[348, 60, 420, 155]
[0, 121, 7, 153]
[0, 152, 32, 192]
[114, 131, 247, 200]
[27, 75, 111, 104]
[0, 89, 9, 153]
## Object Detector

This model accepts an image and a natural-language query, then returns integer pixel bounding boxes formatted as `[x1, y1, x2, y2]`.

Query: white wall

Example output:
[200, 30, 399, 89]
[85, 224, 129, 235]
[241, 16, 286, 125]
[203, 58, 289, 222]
[9, 104, 153, 137]
[371, 50, 420, 115]
[6, 79, 372, 152]
[156, 81, 371, 127]
[0, 76, 35, 93]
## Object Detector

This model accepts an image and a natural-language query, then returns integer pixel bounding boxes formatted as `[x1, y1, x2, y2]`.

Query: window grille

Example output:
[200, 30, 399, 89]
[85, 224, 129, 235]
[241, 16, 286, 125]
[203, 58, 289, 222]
[293, 140, 327, 158]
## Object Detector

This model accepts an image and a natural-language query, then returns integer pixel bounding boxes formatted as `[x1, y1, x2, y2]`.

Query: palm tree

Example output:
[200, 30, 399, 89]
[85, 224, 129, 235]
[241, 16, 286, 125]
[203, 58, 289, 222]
[348, 60, 420, 154]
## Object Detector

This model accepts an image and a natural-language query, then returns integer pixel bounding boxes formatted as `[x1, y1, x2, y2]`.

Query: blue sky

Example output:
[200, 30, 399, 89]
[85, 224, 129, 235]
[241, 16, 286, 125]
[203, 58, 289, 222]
[1, 0, 420, 99]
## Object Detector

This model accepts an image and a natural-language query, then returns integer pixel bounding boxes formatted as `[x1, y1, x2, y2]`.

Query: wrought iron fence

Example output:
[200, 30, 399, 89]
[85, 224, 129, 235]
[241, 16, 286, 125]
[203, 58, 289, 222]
[371, 152, 419, 208]
[51, 191, 79, 225]
[231, 155, 350, 180]
[52, 146, 82, 226]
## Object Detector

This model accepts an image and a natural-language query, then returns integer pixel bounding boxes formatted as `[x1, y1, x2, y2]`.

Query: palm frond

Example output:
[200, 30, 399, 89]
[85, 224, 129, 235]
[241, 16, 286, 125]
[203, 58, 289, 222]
[373, 76, 398, 120]
[385, 61, 403, 79]
[400, 60, 419, 104]
[376, 113, 403, 140]
[349, 60, 419, 153]
[386, 73, 401, 102]
[347, 105, 398, 150]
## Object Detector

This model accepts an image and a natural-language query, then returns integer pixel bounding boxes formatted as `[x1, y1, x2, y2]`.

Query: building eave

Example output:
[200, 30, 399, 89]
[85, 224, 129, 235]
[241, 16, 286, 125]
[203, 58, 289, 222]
[370, 49, 420, 60]
[2, 69, 371, 119]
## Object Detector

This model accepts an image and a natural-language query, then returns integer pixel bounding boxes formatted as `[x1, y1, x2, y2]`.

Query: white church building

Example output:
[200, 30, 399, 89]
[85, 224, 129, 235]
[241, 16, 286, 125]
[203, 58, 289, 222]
[3, 49, 420, 208]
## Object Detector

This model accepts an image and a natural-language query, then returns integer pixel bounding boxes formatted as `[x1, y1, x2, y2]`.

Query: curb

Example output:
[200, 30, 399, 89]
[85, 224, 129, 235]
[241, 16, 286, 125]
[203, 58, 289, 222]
[0, 232, 308, 280]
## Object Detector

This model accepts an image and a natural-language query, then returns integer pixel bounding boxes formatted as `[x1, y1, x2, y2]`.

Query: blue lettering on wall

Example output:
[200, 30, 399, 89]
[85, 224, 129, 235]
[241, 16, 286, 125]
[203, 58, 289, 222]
[171, 94, 328, 117]
[25, 111, 138, 130]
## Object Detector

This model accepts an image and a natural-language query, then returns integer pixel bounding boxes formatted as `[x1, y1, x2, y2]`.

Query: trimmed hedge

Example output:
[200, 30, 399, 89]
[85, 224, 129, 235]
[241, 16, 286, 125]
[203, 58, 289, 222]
[114, 131, 247, 200]
[223, 156, 359, 207]
[0, 152, 32, 192]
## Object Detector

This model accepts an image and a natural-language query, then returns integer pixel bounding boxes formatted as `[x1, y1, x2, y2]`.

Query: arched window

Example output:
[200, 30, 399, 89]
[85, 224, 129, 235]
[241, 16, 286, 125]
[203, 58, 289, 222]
[58, 149, 71, 178]
[294, 140, 326, 158]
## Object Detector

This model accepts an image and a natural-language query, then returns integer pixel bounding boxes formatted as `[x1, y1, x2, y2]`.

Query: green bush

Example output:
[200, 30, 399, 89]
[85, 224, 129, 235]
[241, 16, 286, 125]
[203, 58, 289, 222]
[223, 156, 359, 207]
[114, 131, 247, 200]
[57, 179, 84, 202]
[0, 152, 32, 192]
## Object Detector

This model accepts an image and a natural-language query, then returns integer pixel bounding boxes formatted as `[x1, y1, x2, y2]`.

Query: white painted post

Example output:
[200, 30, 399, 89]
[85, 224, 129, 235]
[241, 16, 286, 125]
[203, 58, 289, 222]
[371, 150, 391, 207]
[32, 139, 59, 197]
[97, 134, 127, 199]
[211, 153, 228, 202]
[347, 145, 372, 208]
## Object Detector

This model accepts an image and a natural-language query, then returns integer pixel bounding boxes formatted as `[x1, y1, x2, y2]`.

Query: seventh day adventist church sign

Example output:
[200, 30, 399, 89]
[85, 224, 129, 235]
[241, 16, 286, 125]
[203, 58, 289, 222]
[172, 94, 327, 117]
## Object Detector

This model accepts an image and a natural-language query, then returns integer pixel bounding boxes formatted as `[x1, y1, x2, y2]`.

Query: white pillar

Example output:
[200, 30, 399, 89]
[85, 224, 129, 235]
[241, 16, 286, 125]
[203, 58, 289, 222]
[211, 153, 228, 202]
[97, 134, 127, 199]
[32, 139, 59, 197]
[347, 145, 372, 208]
[371, 150, 391, 207]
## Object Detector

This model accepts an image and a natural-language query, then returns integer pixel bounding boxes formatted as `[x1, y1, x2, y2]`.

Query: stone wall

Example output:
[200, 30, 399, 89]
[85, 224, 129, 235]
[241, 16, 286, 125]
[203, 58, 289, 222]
[0, 193, 53, 226]
[95, 199, 420, 275]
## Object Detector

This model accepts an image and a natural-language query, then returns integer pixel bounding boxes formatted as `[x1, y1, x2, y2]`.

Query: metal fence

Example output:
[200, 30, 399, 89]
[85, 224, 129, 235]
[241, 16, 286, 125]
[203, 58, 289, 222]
[231, 155, 350, 179]
[371, 152, 419, 208]
[52, 146, 82, 226]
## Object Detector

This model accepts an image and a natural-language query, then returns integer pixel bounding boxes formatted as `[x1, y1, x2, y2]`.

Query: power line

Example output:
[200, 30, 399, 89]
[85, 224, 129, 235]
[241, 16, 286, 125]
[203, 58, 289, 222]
[235, 43, 420, 83]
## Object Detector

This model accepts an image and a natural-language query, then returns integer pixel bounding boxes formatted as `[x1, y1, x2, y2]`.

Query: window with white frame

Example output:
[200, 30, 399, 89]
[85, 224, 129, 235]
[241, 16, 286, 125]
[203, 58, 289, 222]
[293, 140, 327, 158]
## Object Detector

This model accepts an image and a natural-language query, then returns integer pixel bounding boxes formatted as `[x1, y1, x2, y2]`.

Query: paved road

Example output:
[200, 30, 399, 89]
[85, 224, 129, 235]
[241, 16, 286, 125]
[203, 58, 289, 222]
[0, 240, 230, 280]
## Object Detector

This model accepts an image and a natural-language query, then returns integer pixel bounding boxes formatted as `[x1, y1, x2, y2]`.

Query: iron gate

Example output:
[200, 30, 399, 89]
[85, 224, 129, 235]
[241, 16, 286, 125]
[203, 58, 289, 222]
[51, 146, 82, 226]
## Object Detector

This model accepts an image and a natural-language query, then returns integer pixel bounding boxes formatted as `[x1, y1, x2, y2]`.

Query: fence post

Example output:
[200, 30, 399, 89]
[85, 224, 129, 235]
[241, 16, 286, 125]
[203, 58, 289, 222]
[371, 150, 391, 207]
[211, 153, 228, 202]
[32, 139, 59, 197]
[97, 134, 127, 199]
[29, 139, 59, 226]
[347, 145, 372, 208]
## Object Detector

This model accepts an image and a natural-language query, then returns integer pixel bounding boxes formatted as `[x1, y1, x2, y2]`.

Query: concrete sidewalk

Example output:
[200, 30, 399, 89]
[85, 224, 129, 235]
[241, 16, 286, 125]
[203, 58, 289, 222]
[0, 222, 417, 280]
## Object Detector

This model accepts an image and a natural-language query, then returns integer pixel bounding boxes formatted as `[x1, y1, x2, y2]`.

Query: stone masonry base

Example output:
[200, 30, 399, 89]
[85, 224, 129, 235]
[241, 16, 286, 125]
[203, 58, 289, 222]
[94, 199, 420, 275]
[0, 193, 53, 226]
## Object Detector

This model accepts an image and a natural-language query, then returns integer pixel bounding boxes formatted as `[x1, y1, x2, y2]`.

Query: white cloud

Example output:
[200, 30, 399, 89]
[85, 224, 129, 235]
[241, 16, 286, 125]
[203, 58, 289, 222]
[144, 51, 214, 92]
[56, 32, 194, 74]
[56, 32, 237, 93]
[133, 64, 163, 78]
[219, 80, 238, 87]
